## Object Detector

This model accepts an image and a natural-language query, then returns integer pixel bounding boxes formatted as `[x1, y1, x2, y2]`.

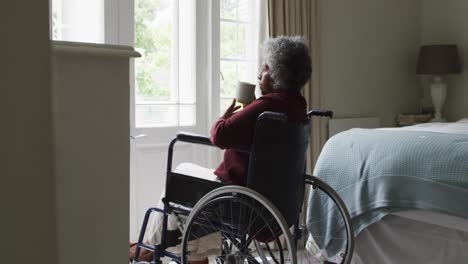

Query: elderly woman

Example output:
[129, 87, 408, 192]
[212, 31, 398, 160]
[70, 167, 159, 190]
[130, 36, 312, 263]
[211, 35, 311, 185]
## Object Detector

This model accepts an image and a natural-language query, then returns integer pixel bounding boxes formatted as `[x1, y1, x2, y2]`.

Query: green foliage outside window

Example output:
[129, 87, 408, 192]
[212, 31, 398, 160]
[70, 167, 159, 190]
[135, 0, 172, 100]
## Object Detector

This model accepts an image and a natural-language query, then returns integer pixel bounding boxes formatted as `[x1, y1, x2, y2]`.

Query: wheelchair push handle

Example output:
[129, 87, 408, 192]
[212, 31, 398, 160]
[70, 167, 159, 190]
[307, 109, 334, 119]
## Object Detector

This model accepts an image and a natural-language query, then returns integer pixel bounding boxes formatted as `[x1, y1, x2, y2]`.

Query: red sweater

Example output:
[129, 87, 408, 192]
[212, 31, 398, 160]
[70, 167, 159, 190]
[210, 91, 308, 186]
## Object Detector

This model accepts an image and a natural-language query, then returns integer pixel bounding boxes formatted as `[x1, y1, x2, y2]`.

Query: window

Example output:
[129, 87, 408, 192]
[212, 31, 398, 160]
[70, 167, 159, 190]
[219, 0, 259, 113]
[50, 0, 262, 131]
[51, 0, 105, 43]
[134, 0, 196, 128]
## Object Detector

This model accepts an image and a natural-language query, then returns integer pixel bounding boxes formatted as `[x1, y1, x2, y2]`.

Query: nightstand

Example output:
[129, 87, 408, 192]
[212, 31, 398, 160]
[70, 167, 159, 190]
[397, 113, 432, 127]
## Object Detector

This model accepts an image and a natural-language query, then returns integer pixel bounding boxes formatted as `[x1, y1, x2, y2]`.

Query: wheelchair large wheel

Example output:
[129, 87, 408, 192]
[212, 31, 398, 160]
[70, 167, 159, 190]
[181, 186, 296, 264]
[299, 175, 354, 264]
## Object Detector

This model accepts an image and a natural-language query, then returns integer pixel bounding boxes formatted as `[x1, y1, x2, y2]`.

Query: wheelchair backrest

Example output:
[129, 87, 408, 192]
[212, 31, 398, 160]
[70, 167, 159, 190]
[246, 111, 310, 226]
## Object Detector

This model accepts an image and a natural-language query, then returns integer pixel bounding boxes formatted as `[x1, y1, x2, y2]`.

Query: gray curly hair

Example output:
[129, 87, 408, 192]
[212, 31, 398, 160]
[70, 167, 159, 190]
[262, 36, 312, 91]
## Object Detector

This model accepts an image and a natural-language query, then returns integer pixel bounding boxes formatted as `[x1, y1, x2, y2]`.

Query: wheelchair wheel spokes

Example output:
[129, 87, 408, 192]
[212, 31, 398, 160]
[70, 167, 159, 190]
[254, 239, 285, 264]
[302, 176, 354, 264]
[182, 186, 296, 264]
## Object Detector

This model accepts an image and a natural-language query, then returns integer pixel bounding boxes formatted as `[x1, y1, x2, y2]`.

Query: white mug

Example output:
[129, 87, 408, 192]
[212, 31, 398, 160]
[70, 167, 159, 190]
[235, 81, 256, 106]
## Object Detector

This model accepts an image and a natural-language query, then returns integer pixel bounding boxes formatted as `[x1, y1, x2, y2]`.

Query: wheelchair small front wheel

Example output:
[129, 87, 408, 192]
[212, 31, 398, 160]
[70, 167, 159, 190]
[302, 175, 354, 264]
[181, 186, 296, 264]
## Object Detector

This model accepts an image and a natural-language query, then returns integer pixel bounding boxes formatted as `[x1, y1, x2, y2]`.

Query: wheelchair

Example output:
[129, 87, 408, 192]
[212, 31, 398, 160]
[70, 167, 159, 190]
[133, 110, 354, 264]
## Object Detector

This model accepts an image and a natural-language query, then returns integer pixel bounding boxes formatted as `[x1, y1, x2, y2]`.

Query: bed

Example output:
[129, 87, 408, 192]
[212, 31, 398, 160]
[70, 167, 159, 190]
[306, 118, 468, 264]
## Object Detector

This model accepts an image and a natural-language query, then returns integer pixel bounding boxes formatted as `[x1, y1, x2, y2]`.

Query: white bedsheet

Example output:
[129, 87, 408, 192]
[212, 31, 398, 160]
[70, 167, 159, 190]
[392, 210, 468, 233]
[379, 118, 468, 134]
[352, 213, 468, 264]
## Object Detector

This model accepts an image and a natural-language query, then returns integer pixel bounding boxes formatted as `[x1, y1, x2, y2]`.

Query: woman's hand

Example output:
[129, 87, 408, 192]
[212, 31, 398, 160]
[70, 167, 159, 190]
[222, 98, 241, 119]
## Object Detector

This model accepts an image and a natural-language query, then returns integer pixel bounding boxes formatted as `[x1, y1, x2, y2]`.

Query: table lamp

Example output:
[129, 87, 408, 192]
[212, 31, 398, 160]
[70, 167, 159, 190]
[417, 44, 461, 122]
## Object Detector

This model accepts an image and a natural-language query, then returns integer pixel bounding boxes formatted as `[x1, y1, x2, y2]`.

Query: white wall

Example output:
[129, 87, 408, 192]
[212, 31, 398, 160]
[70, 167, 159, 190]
[421, 0, 468, 121]
[320, 0, 422, 126]
[1, 1, 57, 263]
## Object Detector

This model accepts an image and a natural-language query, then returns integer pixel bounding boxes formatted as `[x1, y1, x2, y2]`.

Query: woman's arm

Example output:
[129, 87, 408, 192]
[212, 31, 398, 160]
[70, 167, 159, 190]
[210, 97, 272, 149]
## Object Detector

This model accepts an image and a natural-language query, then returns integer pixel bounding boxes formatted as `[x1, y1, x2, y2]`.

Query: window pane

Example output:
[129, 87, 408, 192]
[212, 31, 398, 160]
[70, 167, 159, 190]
[136, 105, 178, 127]
[219, 0, 258, 117]
[135, 0, 173, 103]
[220, 98, 234, 115]
[221, 0, 237, 20]
[220, 61, 237, 98]
[135, 0, 184, 128]
[237, 0, 254, 22]
[220, 22, 237, 58]
[51, 0, 105, 43]
[238, 61, 257, 84]
[237, 24, 247, 58]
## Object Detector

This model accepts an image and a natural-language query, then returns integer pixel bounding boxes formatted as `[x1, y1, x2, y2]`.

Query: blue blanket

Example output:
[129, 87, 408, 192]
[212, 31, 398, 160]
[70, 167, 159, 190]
[306, 128, 468, 256]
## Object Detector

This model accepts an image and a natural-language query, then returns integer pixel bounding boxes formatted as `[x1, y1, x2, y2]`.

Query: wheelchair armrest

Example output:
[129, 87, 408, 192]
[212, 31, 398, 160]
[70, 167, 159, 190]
[176, 132, 213, 146]
[307, 109, 334, 118]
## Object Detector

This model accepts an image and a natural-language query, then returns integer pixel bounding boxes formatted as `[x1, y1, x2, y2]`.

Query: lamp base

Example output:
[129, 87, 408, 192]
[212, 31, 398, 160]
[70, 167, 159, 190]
[430, 76, 447, 123]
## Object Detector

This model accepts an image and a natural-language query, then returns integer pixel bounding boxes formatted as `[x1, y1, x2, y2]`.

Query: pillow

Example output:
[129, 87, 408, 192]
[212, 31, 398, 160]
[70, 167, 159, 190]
[457, 118, 468, 123]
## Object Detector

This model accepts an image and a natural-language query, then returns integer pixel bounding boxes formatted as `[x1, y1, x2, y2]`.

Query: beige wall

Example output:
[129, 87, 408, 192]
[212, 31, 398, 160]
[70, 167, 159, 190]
[319, 0, 422, 126]
[1, 1, 57, 264]
[421, 0, 468, 121]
